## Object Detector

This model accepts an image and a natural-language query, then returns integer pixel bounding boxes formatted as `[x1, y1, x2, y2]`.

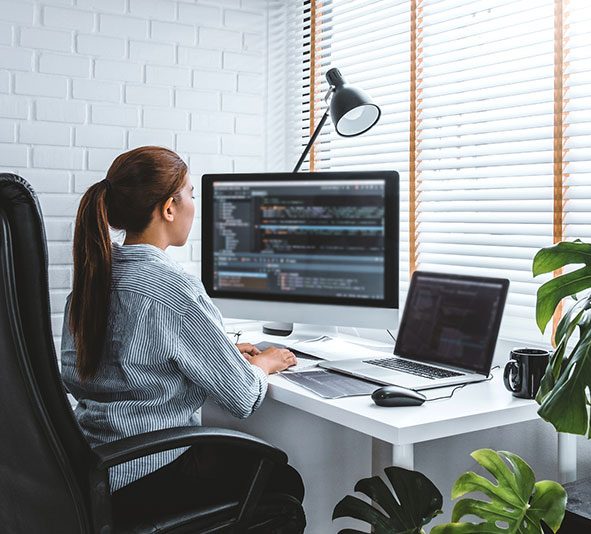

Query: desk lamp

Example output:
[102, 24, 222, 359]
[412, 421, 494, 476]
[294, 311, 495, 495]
[261, 68, 382, 336]
[293, 67, 381, 172]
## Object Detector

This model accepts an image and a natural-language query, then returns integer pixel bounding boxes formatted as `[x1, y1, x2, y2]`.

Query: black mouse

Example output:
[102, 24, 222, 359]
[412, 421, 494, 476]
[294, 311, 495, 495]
[371, 385, 426, 407]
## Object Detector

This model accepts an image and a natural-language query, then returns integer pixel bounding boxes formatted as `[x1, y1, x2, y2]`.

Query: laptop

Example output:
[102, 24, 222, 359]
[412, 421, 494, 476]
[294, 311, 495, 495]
[319, 271, 509, 390]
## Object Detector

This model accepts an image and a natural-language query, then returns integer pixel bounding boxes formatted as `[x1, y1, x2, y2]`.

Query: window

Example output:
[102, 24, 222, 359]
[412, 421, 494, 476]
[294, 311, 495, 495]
[274, 0, 591, 343]
[412, 0, 555, 342]
[564, 0, 591, 244]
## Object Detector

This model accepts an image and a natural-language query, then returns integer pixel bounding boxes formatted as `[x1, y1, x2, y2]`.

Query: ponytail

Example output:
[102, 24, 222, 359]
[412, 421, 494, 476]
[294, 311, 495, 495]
[69, 146, 187, 381]
[69, 179, 112, 381]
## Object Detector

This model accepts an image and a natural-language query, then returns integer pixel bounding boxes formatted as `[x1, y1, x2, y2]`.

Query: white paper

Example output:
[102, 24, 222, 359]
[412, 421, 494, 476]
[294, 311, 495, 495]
[284, 357, 322, 372]
[289, 336, 391, 361]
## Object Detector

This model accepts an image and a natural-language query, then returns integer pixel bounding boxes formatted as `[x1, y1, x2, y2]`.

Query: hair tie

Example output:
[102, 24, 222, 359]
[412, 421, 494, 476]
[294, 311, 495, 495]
[102, 178, 112, 192]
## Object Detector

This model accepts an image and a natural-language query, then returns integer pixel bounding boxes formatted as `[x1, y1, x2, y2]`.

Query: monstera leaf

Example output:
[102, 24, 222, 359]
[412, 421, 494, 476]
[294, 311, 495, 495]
[537, 321, 591, 436]
[532, 240, 591, 277]
[533, 240, 591, 332]
[332, 466, 443, 534]
[536, 298, 589, 401]
[535, 265, 591, 333]
[532, 240, 591, 436]
[431, 449, 566, 534]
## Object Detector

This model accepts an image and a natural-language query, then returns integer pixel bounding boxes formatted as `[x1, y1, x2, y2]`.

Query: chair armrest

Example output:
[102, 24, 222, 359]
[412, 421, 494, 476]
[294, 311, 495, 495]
[92, 426, 287, 470]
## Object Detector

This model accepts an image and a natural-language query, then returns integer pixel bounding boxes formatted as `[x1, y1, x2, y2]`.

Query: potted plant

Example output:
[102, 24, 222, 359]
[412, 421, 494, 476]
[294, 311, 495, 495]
[531, 240, 591, 529]
[332, 448, 566, 533]
[532, 240, 591, 436]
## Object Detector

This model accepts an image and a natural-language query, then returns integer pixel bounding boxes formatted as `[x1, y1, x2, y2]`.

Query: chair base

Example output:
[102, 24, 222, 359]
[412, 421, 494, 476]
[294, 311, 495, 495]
[114, 493, 305, 534]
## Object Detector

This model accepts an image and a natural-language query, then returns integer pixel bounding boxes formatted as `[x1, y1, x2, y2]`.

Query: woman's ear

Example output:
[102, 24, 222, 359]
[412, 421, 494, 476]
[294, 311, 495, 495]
[161, 196, 175, 222]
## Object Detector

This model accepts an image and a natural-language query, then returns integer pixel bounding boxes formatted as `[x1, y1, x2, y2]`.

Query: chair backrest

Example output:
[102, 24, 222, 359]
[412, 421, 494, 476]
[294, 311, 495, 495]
[0, 174, 95, 533]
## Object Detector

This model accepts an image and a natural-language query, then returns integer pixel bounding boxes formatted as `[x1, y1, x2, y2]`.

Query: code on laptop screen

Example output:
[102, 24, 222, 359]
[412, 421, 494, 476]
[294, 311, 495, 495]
[394, 272, 508, 375]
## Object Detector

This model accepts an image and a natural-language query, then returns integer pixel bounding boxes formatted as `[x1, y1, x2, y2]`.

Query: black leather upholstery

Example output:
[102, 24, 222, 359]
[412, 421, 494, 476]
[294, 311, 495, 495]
[0, 174, 305, 533]
[114, 494, 305, 534]
[0, 173, 95, 533]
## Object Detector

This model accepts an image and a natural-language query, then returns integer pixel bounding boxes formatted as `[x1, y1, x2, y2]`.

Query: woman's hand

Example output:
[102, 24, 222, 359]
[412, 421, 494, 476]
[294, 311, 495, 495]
[236, 343, 261, 358]
[248, 347, 297, 375]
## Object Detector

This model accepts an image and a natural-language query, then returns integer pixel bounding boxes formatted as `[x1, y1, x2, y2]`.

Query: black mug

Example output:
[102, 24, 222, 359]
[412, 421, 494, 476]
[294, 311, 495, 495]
[503, 348, 550, 399]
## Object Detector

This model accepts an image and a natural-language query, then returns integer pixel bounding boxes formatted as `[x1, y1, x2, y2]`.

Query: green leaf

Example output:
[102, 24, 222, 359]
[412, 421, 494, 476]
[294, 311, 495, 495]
[536, 336, 567, 403]
[431, 522, 503, 533]
[554, 295, 591, 344]
[532, 241, 591, 276]
[537, 326, 591, 436]
[535, 265, 591, 332]
[531, 238, 591, 437]
[333, 495, 392, 532]
[354, 475, 410, 526]
[431, 449, 566, 534]
[384, 466, 442, 529]
[536, 303, 589, 403]
[528, 481, 569, 532]
[332, 467, 442, 534]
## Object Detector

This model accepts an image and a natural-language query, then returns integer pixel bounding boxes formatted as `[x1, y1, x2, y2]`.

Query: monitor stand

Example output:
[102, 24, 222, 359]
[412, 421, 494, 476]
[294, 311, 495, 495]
[262, 322, 294, 336]
[261, 322, 340, 338]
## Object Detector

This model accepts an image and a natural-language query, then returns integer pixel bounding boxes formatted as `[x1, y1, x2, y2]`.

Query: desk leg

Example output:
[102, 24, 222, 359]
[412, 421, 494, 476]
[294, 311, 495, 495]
[557, 432, 577, 483]
[372, 438, 414, 477]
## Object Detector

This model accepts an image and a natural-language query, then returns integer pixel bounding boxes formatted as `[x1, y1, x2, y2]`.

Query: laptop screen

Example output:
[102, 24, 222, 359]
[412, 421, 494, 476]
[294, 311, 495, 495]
[394, 272, 509, 375]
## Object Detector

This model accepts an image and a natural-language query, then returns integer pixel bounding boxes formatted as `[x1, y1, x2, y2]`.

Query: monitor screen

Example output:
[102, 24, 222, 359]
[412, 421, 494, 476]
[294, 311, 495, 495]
[201, 172, 399, 309]
[394, 271, 509, 375]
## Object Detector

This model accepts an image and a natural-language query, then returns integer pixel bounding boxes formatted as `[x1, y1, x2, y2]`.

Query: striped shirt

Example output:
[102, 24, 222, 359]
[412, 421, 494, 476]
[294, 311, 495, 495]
[60, 242, 268, 492]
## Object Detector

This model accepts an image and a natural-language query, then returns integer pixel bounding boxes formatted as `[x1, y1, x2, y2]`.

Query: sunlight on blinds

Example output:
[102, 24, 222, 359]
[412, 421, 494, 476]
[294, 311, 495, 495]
[277, 0, 591, 343]
[298, 0, 412, 299]
[564, 0, 591, 243]
[414, 0, 556, 342]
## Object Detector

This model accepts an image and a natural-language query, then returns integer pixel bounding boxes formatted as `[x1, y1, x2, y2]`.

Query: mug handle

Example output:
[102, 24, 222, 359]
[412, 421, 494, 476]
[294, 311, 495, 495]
[504, 360, 521, 392]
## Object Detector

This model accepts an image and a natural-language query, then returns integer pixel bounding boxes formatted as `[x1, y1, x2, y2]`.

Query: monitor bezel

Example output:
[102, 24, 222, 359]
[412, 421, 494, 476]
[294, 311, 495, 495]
[201, 171, 399, 310]
[394, 270, 510, 375]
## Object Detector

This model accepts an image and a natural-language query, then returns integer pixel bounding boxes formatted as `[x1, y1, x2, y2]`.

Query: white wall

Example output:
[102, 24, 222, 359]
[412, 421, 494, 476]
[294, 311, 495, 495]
[0, 0, 268, 349]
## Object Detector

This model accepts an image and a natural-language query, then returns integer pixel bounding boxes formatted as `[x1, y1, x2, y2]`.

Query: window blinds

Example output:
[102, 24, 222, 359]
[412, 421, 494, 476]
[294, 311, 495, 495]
[564, 0, 591, 243]
[267, 1, 309, 172]
[412, 0, 556, 342]
[278, 0, 591, 343]
[278, 0, 413, 301]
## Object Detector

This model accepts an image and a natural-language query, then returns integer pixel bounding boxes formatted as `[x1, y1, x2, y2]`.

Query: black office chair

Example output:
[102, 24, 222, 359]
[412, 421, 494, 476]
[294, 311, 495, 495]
[0, 173, 305, 533]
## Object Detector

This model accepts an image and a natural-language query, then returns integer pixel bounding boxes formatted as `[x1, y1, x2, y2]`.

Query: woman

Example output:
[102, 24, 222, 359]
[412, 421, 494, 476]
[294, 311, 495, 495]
[60, 146, 304, 522]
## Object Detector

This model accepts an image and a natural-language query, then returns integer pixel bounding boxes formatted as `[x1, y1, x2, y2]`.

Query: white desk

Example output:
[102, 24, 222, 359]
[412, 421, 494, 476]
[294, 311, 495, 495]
[204, 323, 577, 531]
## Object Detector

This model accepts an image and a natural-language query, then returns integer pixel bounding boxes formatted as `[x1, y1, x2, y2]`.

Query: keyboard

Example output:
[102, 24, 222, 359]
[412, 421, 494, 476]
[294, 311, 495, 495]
[363, 357, 463, 379]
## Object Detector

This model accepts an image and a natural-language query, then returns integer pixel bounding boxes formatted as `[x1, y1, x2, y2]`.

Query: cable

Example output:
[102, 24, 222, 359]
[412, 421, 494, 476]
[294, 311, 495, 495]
[386, 329, 397, 343]
[425, 383, 467, 401]
[226, 330, 242, 343]
[424, 365, 500, 402]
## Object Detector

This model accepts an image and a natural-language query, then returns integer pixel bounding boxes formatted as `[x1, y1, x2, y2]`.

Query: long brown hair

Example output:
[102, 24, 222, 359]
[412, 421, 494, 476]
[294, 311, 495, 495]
[70, 146, 188, 381]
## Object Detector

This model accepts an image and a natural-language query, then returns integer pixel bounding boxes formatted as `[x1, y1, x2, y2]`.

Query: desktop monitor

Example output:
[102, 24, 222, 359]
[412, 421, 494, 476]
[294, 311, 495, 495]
[201, 171, 399, 332]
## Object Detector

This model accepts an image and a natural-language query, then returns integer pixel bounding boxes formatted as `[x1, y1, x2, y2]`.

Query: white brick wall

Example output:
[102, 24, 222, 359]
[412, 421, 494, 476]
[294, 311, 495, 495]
[0, 0, 268, 350]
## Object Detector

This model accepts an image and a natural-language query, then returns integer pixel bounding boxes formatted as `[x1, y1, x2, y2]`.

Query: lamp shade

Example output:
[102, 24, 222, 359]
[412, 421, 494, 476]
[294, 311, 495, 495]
[292, 67, 381, 172]
[327, 68, 381, 137]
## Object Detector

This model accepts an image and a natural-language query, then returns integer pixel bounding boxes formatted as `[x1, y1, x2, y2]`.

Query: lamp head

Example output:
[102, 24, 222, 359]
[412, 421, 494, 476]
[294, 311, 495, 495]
[326, 67, 381, 137]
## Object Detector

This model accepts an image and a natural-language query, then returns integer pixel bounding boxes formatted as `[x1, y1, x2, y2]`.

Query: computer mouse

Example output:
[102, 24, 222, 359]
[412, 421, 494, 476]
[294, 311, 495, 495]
[371, 385, 426, 407]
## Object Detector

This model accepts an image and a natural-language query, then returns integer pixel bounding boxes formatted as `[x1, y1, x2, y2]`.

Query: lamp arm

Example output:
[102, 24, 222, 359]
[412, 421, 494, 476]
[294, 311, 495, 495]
[293, 107, 330, 173]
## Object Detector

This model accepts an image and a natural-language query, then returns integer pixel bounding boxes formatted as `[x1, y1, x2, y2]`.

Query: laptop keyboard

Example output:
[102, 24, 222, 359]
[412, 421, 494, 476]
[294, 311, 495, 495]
[363, 357, 463, 379]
